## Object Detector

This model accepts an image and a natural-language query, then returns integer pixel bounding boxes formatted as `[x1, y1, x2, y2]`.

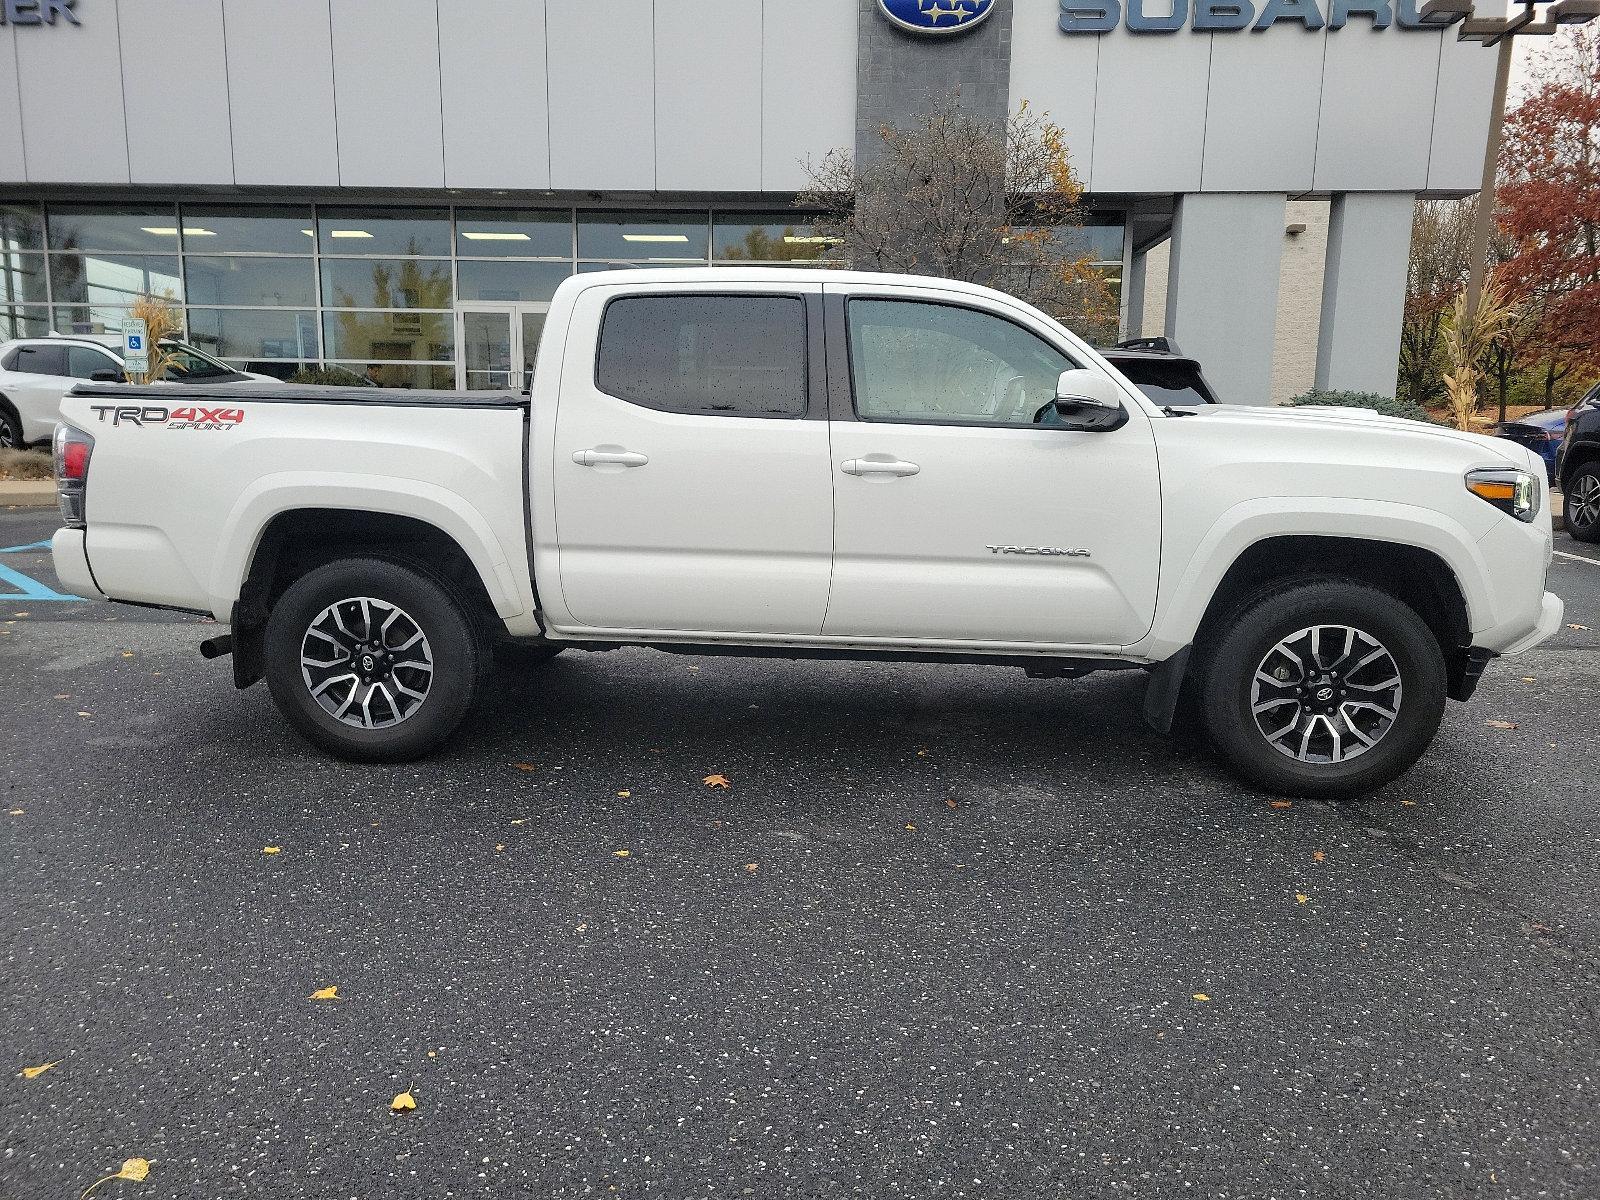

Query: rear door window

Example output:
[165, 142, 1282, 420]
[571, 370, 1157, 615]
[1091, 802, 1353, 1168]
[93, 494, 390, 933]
[11, 344, 67, 377]
[595, 294, 807, 418]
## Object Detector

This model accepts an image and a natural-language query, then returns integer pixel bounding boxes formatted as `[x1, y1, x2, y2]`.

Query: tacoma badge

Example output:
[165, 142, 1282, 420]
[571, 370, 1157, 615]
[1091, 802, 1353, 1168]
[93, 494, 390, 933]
[985, 545, 1091, 558]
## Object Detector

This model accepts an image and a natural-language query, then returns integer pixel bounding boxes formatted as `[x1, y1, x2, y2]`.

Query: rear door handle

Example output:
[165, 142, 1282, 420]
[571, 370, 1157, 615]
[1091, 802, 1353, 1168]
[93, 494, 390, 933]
[573, 448, 649, 468]
[841, 457, 920, 478]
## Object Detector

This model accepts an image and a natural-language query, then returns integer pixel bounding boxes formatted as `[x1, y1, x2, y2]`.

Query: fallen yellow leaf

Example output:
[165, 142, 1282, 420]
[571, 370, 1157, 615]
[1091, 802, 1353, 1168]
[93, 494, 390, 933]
[261, 846, 281, 855]
[54, 693, 70, 699]
[945, 799, 957, 809]
[309, 985, 340, 1001]
[703, 774, 730, 789]
[120, 651, 134, 659]
[80, 1158, 152, 1199]
[77, 711, 92, 718]
[916, 749, 929, 757]
[512, 763, 537, 772]
[745, 862, 758, 874]
[8, 808, 23, 816]
[1485, 719, 1518, 730]
[905, 822, 917, 831]
[1295, 893, 1309, 905]
[1313, 850, 1326, 863]
[390, 1089, 417, 1113]
[1400, 799, 1417, 806]
[617, 790, 632, 798]
[1521, 677, 1536, 683]
[495, 843, 505, 852]
[1269, 800, 1292, 809]
[1192, 993, 1211, 1002]
[575, 922, 588, 933]
[1568, 623, 1589, 631]
[20, 1061, 59, 1079]
[612, 849, 630, 858]
[509, 818, 527, 825]
[427, 1050, 437, 1058]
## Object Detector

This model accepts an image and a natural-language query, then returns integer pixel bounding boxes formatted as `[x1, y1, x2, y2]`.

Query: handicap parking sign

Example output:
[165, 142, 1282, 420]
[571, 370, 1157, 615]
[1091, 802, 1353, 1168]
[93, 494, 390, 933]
[121, 317, 149, 373]
[126, 334, 143, 351]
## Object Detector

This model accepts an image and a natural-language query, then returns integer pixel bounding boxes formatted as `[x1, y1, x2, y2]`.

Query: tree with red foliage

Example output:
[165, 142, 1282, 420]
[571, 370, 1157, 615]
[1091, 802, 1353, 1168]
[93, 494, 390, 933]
[1496, 29, 1600, 407]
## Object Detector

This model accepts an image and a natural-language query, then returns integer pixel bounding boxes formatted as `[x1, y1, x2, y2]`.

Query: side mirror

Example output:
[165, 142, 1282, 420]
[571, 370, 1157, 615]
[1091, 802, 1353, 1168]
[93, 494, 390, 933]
[89, 369, 125, 383]
[1045, 368, 1129, 432]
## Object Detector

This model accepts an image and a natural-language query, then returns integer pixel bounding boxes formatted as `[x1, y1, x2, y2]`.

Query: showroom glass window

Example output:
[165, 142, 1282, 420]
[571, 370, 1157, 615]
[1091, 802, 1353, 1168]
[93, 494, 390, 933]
[596, 295, 807, 418]
[847, 299, 1074, 425]
[1, 203, 48, 339]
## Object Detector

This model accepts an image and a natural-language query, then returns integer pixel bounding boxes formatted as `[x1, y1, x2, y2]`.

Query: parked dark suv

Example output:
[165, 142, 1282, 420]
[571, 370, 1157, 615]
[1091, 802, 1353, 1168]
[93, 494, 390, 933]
[1098, 337, 1220, 407]
[1556, 382, 1600, 543]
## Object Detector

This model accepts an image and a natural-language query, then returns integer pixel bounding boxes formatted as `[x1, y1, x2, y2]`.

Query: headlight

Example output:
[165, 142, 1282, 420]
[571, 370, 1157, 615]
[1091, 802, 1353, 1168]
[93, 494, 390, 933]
[1465, 467, 1540, 522]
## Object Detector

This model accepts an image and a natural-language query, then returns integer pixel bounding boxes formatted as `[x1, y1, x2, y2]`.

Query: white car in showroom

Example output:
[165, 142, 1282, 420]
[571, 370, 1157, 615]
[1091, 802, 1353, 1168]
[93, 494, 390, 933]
[0, 334, 271, 448]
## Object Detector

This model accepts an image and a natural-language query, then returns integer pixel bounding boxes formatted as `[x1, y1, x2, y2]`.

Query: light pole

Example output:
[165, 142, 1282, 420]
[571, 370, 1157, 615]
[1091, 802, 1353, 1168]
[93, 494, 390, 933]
[1419, 0, 1600, 315]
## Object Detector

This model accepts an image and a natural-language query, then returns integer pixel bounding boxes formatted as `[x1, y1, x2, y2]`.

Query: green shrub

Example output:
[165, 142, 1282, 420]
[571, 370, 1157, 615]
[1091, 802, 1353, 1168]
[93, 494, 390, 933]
[1284, 389, 1433, 423]
[289, 366, 373, 388]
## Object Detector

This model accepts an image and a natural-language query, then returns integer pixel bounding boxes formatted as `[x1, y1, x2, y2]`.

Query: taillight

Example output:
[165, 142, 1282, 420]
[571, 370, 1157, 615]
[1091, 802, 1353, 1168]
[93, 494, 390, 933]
[53, 423, 94, 528]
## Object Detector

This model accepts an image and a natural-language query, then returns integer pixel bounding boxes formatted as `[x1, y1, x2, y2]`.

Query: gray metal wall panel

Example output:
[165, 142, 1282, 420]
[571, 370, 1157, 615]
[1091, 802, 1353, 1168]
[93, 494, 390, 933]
[1314, 27, 1440, 193]
[1091, 29, 1207, 195]
[121, 0, 233, 185]
[546, 0, 654, 191]
[330, 0, 445, 188]
[762, 0, 855, 191]
[1428, 37, 1496, 194]
[14, 4, 128, 183]
[854, 0, 1012, 167]
[0, 27, 24, 181]
[1201, 29, 1324, 194]
[224, 0, 339, 187]
[657, 0, 761, 192]
[1165, 192, 1286, 406]
[1316, 191, 1413, 394]
[438, 0, 550, 190]
[1008, 0, 1098, 191]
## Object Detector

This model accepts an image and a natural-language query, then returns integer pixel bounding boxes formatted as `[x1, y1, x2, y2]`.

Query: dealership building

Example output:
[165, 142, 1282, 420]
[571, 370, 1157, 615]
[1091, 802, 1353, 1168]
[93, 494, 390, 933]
[0, 0, 1493, 404]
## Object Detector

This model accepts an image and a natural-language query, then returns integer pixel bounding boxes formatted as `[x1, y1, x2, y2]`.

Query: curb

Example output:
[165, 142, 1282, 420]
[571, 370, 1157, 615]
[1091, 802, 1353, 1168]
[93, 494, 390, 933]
[0, 480, 57, 508]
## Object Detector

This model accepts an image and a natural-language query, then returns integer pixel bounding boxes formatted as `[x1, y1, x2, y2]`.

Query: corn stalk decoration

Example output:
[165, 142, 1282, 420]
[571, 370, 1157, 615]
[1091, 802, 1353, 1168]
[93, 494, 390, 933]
[125, 292, 183, 385]
[1440, 278, 1519, 432]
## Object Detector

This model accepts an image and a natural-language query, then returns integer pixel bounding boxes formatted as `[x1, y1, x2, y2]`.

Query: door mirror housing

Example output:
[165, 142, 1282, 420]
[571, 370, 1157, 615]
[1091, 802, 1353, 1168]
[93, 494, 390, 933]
[1048, 368, 1129, 432]
[89, 369, 125, 384]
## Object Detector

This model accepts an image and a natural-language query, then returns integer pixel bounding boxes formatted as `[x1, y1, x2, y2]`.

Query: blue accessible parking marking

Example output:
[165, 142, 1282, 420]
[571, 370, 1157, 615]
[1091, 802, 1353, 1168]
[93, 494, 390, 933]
[0, 541, 86, 602]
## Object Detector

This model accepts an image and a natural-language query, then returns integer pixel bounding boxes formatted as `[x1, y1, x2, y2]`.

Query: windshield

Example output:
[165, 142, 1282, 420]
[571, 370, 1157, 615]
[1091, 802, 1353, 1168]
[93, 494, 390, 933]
[158, 340, 244, 381]
[1114, 358, 1215, 406]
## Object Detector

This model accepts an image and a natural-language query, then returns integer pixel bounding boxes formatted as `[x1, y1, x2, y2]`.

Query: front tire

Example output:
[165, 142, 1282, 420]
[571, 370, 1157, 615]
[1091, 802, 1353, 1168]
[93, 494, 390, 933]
[263, 557, 488, 761]
[1566, 464, 1600, 543]
[1196, 580, 1447, 799]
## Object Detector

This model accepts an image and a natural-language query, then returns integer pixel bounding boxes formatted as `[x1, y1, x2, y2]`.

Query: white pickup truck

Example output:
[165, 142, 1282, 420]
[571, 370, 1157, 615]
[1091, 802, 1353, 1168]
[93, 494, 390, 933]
[50, 269, 1562, 797]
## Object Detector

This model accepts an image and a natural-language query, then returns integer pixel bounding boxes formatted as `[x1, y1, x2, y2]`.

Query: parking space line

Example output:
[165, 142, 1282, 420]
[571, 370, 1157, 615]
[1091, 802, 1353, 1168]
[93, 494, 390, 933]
[1553, 549, 1600, 568]
[0, 561, 84, 602]
[0, 541, 54, 554]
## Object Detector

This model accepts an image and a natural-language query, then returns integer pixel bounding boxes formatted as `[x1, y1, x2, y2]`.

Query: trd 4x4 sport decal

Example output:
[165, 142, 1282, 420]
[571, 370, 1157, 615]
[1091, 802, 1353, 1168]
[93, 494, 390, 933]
[90, 405, 245, 431]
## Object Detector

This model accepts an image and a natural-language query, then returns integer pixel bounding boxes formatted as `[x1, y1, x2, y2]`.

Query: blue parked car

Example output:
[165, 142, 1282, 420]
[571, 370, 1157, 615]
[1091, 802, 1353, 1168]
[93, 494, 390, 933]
[1494, 408, 1569, 484]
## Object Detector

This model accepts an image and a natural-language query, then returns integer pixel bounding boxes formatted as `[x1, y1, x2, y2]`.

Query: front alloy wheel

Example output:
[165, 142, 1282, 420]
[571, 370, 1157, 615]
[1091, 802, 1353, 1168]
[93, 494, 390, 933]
[300, 596, 435, 729]
[1250, 625, 1402, 764]
[1567, 468, 1600, 543]
[1198, 579, 1446, 799]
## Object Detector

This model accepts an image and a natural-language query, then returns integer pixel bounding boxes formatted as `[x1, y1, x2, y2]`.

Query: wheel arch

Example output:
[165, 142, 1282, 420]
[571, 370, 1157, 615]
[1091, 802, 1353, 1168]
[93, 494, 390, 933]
[230, 508, 508, 689]
[1559, 438, 1600, 491]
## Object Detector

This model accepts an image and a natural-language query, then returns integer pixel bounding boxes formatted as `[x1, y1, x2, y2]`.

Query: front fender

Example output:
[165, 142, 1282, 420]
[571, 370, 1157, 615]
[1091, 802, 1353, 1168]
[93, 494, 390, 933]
[212, 472, 528, 624]
[1125, 496, 1496, 660]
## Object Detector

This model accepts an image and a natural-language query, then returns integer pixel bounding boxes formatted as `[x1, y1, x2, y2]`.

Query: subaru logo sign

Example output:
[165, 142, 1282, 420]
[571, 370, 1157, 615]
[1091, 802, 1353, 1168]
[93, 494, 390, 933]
[877, 0, 997, 35]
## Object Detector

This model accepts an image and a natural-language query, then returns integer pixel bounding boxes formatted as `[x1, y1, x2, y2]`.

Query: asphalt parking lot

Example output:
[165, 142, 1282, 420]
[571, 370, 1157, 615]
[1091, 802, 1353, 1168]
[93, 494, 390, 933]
[3, 506, 1598, 1199]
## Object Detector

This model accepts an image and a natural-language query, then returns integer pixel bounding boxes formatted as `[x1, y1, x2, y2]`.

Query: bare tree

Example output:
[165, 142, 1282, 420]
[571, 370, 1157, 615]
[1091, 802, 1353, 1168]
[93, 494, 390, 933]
[797, 94, 1117, 341]
[1398, 198, 1476, 408]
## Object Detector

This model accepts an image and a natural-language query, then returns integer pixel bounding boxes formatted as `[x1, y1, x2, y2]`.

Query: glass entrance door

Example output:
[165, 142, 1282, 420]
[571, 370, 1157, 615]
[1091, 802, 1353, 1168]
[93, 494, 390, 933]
[457, 303, 549, 392]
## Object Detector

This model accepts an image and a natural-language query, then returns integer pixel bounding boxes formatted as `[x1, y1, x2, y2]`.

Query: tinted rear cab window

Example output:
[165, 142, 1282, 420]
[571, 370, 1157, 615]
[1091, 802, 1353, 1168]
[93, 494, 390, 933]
[595, 294, 807, 418]
[1113, 358, 1214, 406]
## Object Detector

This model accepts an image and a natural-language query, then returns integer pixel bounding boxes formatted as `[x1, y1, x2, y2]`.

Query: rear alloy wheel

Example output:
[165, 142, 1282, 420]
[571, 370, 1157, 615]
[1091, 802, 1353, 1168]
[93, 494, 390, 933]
[1566, 466, 1600, 543]
[1199, 580, 1446, 798]
[0, 407, 22, 450]
[265, 557, 487, 761]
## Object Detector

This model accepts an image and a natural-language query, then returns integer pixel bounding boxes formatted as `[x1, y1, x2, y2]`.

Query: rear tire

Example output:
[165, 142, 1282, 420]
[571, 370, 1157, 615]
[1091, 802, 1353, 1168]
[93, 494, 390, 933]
[0, 404, 22, 450]
[1566, 464, 1600, 543]
[264, 556, 488, 761]
[1196, 579, 1447, 799]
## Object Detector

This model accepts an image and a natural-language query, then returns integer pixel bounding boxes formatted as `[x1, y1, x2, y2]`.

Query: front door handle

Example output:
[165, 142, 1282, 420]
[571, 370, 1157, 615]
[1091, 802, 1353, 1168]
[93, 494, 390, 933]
[841, 457, 920, 478]
[573, 448, 649, 468]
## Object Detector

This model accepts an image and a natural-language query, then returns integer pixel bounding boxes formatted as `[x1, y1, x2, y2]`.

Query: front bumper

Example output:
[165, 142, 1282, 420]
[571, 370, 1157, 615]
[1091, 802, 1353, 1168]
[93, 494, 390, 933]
[1500, 591, 1564, 657]
[51, 528, 106, 601]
